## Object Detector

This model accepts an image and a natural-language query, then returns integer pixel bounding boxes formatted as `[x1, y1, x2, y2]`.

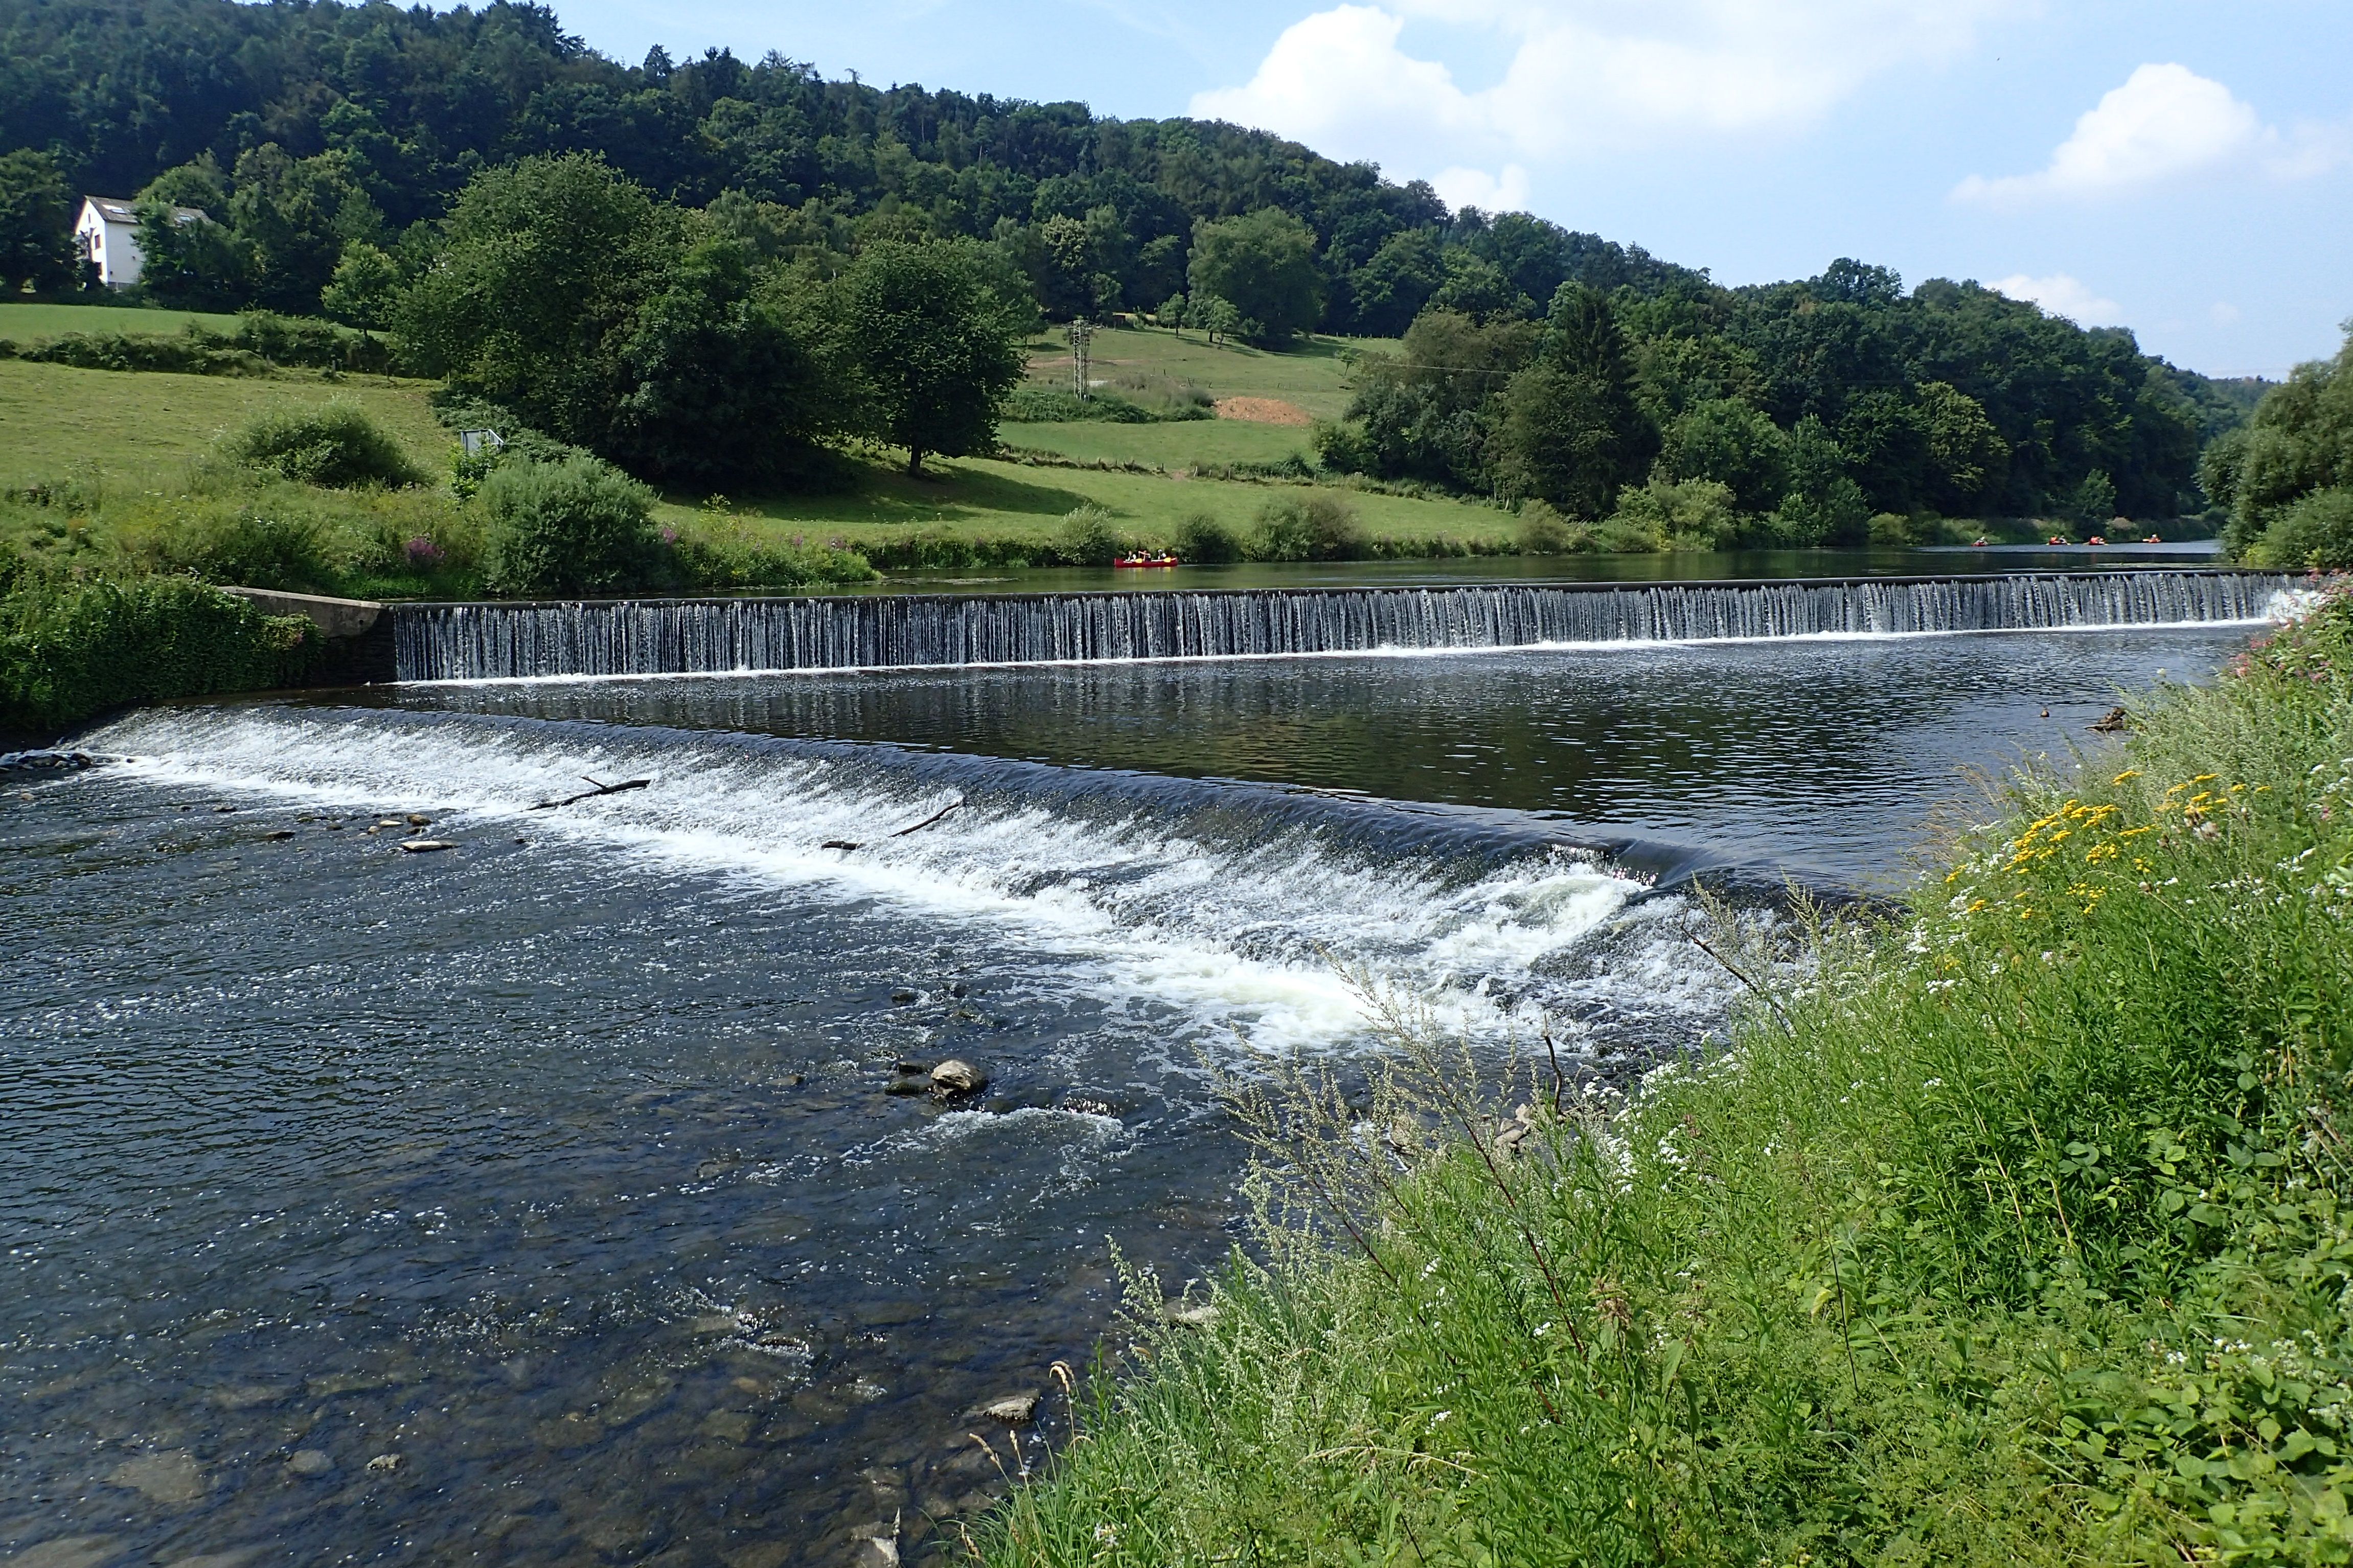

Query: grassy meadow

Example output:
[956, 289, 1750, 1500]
[0, 330, 1522, 583]
[0, 301, 249, 343]
[0, 360, 449, 492]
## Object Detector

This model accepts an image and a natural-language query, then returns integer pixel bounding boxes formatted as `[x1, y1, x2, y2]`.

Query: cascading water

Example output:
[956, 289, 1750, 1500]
[392, 570, 2292, 682]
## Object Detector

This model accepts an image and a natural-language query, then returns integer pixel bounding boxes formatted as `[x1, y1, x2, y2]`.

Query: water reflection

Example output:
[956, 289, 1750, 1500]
[375, 626, 2253, 885]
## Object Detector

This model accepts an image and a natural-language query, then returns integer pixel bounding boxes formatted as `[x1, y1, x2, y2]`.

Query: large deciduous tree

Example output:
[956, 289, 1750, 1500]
[1187, 208, 1325, 343]
[829, 239, 1027, 477]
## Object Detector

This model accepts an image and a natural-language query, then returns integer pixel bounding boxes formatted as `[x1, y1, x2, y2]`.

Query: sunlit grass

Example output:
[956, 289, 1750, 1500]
[979, 584, 2353, 1567]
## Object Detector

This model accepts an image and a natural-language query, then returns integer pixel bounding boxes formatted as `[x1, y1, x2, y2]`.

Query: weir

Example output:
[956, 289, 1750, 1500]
[389, 569, 2293, 683]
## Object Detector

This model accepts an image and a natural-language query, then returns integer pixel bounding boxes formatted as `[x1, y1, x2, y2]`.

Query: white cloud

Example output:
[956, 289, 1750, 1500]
[1191, 1, 2006, 193]
[1431, 163, 1530, 213]
[1990, 273, 2123, 327]
[1955, 63, 2349, 205]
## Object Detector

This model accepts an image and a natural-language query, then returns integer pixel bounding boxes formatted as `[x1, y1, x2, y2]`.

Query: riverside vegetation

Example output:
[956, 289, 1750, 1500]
[980, 583, 2353, 1567]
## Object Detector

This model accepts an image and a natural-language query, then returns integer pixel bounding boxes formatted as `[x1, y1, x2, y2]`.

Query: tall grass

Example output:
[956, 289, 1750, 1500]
[980, 583, 2353, 1567]
[1, 567, 317, 733]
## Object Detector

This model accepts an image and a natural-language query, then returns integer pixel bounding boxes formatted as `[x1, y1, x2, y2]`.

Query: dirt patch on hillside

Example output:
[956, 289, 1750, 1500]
[1213, 396, 1313, 426]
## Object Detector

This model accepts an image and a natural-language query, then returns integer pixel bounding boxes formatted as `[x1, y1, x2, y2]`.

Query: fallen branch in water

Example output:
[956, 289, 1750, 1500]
[823, 797, 966, 852]
[530, 776, 653, 811]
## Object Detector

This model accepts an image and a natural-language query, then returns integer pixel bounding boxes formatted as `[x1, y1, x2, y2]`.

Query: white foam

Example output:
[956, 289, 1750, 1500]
[86, 707, 1710, 1051]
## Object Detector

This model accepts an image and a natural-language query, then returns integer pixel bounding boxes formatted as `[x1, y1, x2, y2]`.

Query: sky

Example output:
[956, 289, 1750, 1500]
[528, 0, 2350, 379]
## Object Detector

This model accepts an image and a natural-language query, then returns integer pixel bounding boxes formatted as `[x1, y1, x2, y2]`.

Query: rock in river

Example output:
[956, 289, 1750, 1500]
[978, 1391, 1039, 1424]
[930, 1059, 987, 1095]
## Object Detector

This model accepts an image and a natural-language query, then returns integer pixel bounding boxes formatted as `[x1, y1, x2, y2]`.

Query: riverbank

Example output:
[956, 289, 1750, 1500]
[979, 581, 2353, 1565]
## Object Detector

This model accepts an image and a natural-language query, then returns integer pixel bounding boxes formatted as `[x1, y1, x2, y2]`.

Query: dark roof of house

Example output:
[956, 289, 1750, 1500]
[81, 196, 208, 225]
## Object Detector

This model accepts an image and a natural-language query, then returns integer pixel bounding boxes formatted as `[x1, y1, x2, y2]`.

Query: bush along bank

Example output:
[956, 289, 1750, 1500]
[1, 569, 319, 736]
[981, 582, 2353, 1567]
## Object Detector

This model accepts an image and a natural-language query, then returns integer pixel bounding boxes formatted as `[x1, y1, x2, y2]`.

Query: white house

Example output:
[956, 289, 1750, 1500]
[74, 196, 210, 289]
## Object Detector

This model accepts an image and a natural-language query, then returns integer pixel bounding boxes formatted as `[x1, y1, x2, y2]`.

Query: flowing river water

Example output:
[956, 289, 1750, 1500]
[0, 589, 2277, 1566]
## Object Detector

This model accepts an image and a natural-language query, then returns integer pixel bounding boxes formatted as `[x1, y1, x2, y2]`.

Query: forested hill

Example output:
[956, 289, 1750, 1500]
[0, 0, 2264, 519]
[0, 0, 1695, 333]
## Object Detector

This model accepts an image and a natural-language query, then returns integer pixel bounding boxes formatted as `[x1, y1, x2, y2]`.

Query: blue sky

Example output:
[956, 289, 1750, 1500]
[537, 1, 2350, 379]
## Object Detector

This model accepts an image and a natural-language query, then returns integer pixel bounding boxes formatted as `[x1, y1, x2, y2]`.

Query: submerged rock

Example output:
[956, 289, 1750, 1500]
[9, 1536, 118, 1568]
[364, 1452, 402, 1473]
[109, 1450, 206, 1504]
[286, 1449, 334, 1478]
[929, 1059, 987, 1095]
[397, 839, 455, 854]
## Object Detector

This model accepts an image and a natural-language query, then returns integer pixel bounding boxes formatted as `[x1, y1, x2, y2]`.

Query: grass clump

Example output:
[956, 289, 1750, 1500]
[982, 584, 2353, 1566]
[1, 566, 316, 733]
[224, 402, 426, 489]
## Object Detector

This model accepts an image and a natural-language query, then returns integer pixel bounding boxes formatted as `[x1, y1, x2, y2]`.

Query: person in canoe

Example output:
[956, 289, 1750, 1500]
[1114, 551, 1181, 568]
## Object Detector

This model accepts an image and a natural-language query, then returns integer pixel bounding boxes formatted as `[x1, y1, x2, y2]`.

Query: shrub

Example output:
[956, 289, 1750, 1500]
[152, 509, 336, 593]
[1, 572, 315, 732]
[1515, 499, 1587, 555]
[1253, 494, 1368, 561]
[2248, 486, 2353, 569]
[1002, 385, 1158, 424]
[1600, 476, 1739, 552]
[1867, 510, 1915, 546]
[476, 455, 661, 597]
[1055, 504, 1124, 566]
[225, 403, 425, 489]
[22, 330, 271, 376]
[1175, 512, 1245, 564]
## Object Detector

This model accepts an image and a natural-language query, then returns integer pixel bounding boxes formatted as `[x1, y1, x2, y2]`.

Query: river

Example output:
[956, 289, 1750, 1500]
[0, 597, 2271, 1566]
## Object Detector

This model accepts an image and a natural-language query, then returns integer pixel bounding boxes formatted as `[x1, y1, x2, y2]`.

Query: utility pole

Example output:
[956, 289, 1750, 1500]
[1067, 317, 1093, 400]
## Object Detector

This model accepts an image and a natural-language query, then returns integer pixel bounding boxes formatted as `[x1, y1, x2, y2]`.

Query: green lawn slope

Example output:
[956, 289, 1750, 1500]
[0, 301, 249, 343]
[0, 360, 449, 490]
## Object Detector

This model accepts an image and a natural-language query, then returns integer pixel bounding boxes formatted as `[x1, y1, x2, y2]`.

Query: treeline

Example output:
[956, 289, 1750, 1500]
[0, 0, 1681, 334]
[1325, 263, 2256, 537]
[0, 0, 2259, 517]
[2205, 322, 2353, 569]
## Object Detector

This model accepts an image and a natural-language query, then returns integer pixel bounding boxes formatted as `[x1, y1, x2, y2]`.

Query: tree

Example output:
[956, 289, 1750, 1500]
[225, 144, 388, 315]
[320, 242, 401, 339]
[134, 201, 253, 312]
[1486, 285, 1658, 517]
[831, 240, 1026, 477]
[1773, 416, 1870, 544]
[396, 154, 674, 449]
[397, 155, 833, 487]
[1198, 295, 1245, 347]
[1916, 381, 2008, 514]
[1188, 208, 1324, 343]
[1335, 309, 1539, 489]
[1657, 399, 1787, 515]
[0, 149, 76, 294]
[1346, 229, 1446, 337]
